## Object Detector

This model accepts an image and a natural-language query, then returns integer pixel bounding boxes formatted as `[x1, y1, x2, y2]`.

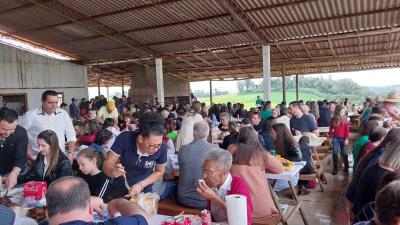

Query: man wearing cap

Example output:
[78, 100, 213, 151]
[96, 100, 119, 124]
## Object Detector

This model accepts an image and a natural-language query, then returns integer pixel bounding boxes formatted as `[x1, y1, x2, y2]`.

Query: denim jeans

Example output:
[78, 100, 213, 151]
[333, 137, 348, 159]
[159, 181, 177, 200]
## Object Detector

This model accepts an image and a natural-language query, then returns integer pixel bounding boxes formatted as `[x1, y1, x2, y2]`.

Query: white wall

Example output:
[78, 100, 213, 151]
[0, 43, 88, 110]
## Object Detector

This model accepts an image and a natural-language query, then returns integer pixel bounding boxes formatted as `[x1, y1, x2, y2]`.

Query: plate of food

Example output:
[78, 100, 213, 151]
[276, 156, 295, 171]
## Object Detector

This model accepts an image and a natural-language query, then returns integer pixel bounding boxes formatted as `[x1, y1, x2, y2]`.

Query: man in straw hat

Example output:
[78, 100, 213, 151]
[383, 91, 400, 123]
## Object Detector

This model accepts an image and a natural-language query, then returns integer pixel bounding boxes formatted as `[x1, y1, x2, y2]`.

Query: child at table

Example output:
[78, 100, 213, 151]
[77, 148, 112, 202]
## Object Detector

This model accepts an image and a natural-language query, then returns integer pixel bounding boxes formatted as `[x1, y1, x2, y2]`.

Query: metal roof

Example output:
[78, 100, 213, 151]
[0, 0, 400, 86]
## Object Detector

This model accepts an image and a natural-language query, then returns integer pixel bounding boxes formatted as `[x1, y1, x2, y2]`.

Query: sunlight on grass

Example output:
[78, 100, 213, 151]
[197, 91, 324, 109]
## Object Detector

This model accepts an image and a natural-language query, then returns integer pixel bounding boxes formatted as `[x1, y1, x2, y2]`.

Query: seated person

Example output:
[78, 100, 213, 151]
[355, 180, 400, 225]
[351, 141, 400, 217]
[357, 127, 387, 163]
[240, 118, 266, 149]
[103, 112, 167, 198]
[152, 154, 177, 200]
[89, 129, 114, 156]
[271, 123, 302, 162]
[77, 148, 112, 202]
[355, 171, 400, 223]
[18, 130, 72, 185]
[218, 112, 230, 132]
[197, 148, 252, 225]
[270, 123, 302, 192]
[289, 102, 318, 135]
[228, 126, 284, 219]
[44, 176, 148, 225]
[165, 118, 178, 143]
[102, 118, 121, 146]
[0, 108, 28, 190]
[219, 121, 238, 150]
[78, 120, 99, 146]
[178, 121, 214, 209]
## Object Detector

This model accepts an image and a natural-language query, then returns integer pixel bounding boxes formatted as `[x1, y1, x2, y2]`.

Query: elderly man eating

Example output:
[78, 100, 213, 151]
[197, 148, 252, 224]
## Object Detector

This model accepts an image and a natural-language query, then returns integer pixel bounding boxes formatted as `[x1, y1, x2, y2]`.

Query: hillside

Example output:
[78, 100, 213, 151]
[197, 91, 324, 109]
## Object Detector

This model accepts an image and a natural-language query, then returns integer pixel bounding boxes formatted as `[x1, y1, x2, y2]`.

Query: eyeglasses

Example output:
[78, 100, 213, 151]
[148, 143, 161, 149]
[202, 170, 223, 178]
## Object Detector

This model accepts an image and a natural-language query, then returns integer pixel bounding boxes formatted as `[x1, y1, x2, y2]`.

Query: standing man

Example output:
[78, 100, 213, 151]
[0, 108, 28, 190]
[256, 96, 263, 108]
[20, 90, 76, 161]
[69, 98, 80, 120]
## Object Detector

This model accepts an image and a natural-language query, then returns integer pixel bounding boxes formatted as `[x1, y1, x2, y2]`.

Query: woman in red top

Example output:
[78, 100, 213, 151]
[329, 105, 350, 175]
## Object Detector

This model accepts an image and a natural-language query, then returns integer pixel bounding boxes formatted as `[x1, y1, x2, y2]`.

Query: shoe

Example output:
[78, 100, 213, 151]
[297, 189, 311, 195]
[343, 168, 349, 175]
[332, 168, 338, 175]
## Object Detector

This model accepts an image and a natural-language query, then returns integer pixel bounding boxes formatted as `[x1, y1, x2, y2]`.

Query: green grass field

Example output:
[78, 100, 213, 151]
[197, 91, 324, 109]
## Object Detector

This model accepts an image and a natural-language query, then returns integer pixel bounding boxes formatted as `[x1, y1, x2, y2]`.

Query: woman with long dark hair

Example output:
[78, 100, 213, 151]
[271, 123, 302, 162]
[228, 126, 284, 220]
[18, 130, 72, 185]
[328, 105, 350, 175]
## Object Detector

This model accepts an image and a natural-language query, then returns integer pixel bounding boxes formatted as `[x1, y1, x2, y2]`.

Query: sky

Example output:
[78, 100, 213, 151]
[190, 68, 400, 93]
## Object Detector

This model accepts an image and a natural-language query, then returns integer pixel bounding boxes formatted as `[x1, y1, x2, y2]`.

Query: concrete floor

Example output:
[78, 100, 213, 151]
[278, 155, 352, 225]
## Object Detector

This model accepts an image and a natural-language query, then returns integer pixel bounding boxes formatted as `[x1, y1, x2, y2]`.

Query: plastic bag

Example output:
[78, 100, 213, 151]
[131, 193, 160, 217]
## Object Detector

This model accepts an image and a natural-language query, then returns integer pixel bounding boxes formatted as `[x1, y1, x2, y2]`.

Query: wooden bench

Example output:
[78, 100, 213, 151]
[252, 214, 281, 225]
[299, 166, 325, 192]
[157, 198, 202, 216]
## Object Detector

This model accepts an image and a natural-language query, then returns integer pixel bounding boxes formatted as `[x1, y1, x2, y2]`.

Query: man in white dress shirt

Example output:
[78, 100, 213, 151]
[20, 90, 76, 161]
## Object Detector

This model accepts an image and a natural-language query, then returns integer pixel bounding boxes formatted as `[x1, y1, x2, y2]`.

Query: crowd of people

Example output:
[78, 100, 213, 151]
[1, 89, 400, 225]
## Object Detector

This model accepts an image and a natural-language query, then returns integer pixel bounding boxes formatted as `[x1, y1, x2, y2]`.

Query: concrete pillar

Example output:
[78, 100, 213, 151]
[296, 74, 299, 101]
[282, 64, 286, 103]
[188, 74, 192, 105]
[209, 80, 213, 106]
[121, 77, 125, 96]
[97, 77, 101, 96]
[106, 86, 109, 99]
[262, 46, 271, 101]
[155, 58, 165, 107]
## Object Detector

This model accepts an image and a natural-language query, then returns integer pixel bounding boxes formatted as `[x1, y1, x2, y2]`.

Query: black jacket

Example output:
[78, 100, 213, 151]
[19, 150, 72, 185]
[283, 144, 303, 162]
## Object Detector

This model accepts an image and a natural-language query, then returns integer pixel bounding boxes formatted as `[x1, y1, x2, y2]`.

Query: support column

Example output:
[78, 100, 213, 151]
[282, 64, 286, 103]
[155, 58, 165, 107]
[188, 74, 192, 105]
[97, 77, 101, 96]
[296, 74, 299, 101]
[121, 77, 125, 96]
[209, 80, 213, 106]
[262, 46, 271, 101]
[106, 86, 109, 99]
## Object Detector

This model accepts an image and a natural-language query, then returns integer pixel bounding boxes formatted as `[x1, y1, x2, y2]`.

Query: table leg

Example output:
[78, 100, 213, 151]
[289, 181, 309, 225]
[288, 181, 298, 202]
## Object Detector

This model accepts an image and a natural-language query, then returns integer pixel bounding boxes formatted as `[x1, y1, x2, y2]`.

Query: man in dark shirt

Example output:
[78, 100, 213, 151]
[289, 102, 318, 135]
[45, 176, 148, 225]
[318, 102, 331, 127]
[251, 112, 265, 133]
[0, 108, 28, 190]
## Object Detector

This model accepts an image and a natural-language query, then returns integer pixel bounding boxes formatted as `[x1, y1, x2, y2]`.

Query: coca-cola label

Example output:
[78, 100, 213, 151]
[24, 181, 47, 200]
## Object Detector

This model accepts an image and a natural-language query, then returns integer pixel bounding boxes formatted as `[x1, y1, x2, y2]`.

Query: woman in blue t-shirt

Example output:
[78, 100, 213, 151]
[103, 112, 167, 198]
